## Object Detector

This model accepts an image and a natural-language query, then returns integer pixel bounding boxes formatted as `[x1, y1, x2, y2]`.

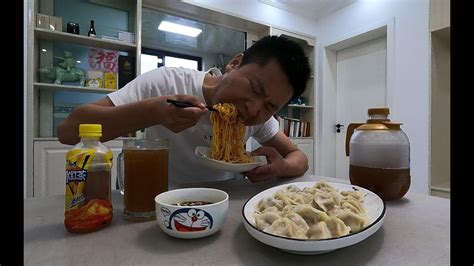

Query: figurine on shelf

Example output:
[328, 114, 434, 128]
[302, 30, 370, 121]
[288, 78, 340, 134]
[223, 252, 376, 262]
[39, 51, 86, 86]
[56, 51, 76, 72]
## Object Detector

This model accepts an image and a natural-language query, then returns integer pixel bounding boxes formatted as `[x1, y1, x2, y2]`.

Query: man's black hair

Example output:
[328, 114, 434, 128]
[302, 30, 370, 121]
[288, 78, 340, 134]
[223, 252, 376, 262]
[240, 35, 311, 100]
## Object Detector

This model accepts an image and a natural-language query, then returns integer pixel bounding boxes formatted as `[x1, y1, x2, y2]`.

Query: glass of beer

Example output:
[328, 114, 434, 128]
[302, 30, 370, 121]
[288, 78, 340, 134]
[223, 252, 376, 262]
[117, 139, 169, 222]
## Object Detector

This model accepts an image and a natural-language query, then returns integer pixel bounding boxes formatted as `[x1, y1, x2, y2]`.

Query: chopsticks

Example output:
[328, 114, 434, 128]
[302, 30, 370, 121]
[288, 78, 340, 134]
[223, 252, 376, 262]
[166, 99, 217, 112]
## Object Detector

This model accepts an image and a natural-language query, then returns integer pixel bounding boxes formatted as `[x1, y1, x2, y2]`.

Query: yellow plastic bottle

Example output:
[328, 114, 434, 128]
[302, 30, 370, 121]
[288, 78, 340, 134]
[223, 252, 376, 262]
[64, 124, 113, 233]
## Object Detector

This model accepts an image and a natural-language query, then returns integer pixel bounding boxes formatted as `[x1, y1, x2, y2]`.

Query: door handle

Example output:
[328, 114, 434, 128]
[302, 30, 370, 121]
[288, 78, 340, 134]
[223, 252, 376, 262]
[335, 123, 344, 133]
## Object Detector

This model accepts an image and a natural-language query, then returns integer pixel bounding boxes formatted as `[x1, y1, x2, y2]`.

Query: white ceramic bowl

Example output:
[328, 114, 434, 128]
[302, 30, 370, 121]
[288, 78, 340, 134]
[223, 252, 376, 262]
[242, 181, 386, 255]
[155, 188, 229, 239]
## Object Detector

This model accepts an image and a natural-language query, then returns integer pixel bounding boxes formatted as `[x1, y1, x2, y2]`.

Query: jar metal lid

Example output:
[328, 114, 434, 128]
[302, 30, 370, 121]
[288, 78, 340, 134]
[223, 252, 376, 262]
[368, 108, 390, 116]
[356, 123, 388, 130]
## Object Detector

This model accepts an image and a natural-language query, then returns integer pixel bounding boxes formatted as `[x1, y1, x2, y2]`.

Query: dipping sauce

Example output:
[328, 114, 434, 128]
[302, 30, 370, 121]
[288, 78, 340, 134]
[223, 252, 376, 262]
[175, 201, 213, 206]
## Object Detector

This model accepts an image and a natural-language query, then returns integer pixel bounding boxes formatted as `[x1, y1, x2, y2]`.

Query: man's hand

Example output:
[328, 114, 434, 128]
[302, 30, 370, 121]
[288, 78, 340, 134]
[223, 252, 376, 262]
[156, 95, 208, 133]
[242, 146, 289, 183]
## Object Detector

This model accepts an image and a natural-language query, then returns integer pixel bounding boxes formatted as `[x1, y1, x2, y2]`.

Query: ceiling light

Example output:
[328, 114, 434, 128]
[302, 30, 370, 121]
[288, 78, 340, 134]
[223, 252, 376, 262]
[158, 21, 202, 37]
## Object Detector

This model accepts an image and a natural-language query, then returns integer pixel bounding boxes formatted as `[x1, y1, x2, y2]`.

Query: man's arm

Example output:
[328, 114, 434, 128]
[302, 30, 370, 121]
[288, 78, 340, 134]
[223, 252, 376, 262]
[58, 95, 207, 145]
[58, 97, 158, 145]
[244, 131, 309, 182]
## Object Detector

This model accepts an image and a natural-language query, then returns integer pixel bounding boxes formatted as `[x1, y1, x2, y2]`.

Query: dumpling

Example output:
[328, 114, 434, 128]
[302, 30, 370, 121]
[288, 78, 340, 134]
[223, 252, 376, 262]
[327, 205, 343, 217]
[260, 206, 279, 213]
[324, 217, 351, 237]
[307, 217, 350, 239]
[263, 217, 308, 239]
[313, 181, 337, 193]
[341, 190, 365, 202]
[292, 205, 329, 226]
[282, 185, 301, 193]
[334, 210, 367, 233]
[312, 191, 336, 212]
[254, 211, 282, 230]
[341, 197, 366, 217]
[256, 197, 284, 212]
[328, 191, 343, 206]
[274, 191, 298, 207]
[302, 187, 318, 195]
[282, 212, 310, 232]
[281, 204, 296, 214]
[295, 191, 315, 204]
[287, 192, 306, 205]
[307, 221, 332, 239]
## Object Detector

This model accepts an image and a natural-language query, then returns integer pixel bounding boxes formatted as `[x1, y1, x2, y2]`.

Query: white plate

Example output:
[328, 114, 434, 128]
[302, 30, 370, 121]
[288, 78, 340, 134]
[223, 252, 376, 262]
[195, 146, 267, 172]
[242, 181, 386, 255]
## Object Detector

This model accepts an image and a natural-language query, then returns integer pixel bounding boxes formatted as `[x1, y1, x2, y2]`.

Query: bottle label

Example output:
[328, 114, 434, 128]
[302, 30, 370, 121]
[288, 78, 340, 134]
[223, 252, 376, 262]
[64, 148, 114, 233]
[65, 149, 95, 210]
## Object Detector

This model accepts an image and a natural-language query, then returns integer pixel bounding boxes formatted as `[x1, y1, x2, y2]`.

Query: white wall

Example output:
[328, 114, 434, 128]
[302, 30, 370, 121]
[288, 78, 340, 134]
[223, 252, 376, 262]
[182, 0, 431, 195]
[313, 0, 430, 194]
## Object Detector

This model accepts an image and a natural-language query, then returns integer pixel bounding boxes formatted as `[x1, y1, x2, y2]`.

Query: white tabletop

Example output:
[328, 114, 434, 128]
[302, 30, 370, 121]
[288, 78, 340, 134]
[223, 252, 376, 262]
[24, 175, 450, 265]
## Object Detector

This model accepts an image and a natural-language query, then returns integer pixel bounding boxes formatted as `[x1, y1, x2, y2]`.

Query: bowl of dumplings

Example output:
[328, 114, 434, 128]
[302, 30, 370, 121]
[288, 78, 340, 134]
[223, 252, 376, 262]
[241, 180, 386, 255]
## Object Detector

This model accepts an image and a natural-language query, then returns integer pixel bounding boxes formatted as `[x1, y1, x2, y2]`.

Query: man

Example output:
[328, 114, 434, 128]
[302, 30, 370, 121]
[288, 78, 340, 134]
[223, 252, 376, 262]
[58, 35, 311, 184]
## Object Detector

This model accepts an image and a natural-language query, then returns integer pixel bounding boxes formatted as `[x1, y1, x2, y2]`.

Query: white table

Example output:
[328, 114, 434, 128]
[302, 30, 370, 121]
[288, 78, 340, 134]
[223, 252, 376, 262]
[24, 175, 450, 265]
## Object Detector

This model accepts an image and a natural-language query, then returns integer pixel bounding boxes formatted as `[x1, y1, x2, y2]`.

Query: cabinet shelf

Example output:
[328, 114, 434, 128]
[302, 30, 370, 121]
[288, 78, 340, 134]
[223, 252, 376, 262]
[34, 28, 136, 52]
[34, 82, 116, 94]
[430, 180, 450, 192]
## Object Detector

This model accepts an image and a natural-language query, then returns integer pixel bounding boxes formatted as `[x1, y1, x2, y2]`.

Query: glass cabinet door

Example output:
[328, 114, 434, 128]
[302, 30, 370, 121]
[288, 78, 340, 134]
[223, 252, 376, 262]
[34, 0, 138, 138]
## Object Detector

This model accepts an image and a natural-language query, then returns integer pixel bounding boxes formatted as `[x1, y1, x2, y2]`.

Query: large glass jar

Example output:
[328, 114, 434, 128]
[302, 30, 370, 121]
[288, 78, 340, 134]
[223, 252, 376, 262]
[348, 122, 411, 201]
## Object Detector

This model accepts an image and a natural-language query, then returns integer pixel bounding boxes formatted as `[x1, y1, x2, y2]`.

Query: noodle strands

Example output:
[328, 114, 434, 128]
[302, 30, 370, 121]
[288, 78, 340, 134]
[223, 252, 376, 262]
[210, 103, 253, 163]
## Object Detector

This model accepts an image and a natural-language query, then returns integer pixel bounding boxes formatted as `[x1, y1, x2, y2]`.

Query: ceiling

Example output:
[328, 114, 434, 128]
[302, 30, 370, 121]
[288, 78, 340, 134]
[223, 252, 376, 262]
[258, 0, 357, 20]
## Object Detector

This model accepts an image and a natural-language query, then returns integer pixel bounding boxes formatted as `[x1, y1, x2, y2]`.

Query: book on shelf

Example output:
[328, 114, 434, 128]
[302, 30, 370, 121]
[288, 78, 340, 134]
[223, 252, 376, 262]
[85, 70, 103, 88]
[277, 116, 311, 138]
[118, 55, 136, 89]
[104, 72, 117, 90]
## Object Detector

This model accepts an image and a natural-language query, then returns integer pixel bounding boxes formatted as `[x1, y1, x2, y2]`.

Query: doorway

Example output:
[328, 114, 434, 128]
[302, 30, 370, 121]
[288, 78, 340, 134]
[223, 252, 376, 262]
[319, 20, 395, 180]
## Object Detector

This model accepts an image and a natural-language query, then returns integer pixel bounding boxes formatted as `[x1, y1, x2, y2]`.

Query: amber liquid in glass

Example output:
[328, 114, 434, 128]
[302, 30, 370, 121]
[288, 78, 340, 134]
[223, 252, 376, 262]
[123, 149, 169, 221]
[349, 165, 410, 201]
[83, 170, 111, 202]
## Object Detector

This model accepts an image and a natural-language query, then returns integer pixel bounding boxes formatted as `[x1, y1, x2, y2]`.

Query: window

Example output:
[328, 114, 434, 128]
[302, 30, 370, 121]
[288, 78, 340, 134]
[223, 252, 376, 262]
[164, 56, 198, 69]
[141, 54, 162, 74]
[141, 47, 202, 74]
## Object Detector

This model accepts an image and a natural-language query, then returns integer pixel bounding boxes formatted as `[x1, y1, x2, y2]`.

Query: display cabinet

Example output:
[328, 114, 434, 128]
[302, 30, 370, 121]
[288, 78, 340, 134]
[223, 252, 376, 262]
[26, 0, 142, 197]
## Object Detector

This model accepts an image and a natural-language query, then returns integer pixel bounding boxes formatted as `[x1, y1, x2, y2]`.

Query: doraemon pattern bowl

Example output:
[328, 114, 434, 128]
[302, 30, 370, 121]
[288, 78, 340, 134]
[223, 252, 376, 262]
[155, 188, 229, 239]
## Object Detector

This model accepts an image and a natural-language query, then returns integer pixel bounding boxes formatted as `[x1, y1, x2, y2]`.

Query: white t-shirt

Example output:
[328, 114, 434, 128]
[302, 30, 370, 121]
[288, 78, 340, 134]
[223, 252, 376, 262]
[108, 67, 279, 184]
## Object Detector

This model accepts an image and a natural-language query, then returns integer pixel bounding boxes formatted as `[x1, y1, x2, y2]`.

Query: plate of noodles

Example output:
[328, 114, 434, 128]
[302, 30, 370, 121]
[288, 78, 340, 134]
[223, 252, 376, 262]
[242, 180, 386, 255]
[195, 146, 267, 172]
[198, 102, 267, 172]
